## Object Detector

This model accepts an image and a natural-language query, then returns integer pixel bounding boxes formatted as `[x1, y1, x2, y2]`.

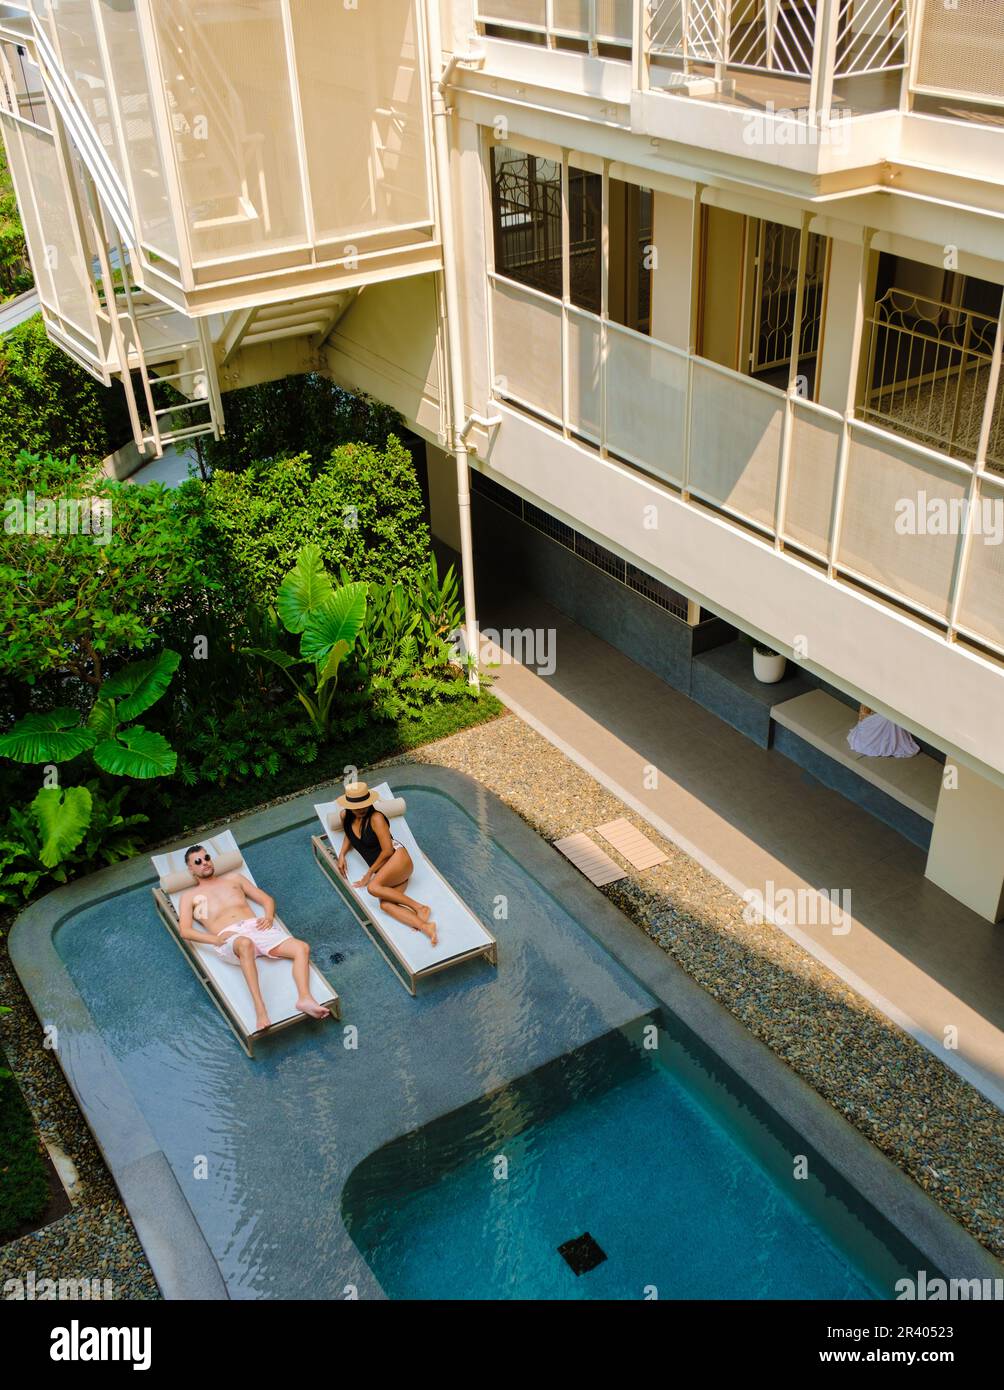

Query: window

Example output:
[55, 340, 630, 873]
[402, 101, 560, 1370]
[490, 144, 562, 298]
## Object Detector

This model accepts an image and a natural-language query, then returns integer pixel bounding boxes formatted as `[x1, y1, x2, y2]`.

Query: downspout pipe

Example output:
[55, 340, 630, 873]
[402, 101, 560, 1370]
[426, 2, 484, 686]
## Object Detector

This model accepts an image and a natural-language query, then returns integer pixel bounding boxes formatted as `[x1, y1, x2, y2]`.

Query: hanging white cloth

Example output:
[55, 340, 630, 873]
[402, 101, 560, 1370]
[847, 713, 920, 758]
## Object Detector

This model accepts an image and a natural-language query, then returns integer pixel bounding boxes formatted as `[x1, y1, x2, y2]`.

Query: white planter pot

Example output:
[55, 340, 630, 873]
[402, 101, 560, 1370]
[753, 650, 786, 684]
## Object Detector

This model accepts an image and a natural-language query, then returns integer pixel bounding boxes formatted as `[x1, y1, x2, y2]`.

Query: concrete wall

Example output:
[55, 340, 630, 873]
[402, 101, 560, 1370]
[472, 491, 702, 696]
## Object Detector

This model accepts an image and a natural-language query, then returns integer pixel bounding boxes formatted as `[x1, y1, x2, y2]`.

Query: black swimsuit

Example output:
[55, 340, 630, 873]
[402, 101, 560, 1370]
[344, 810, 387, 868]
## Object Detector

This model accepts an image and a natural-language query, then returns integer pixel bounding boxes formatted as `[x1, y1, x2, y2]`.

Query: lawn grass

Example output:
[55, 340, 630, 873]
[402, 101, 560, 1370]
[0, 1057, 50, 1241]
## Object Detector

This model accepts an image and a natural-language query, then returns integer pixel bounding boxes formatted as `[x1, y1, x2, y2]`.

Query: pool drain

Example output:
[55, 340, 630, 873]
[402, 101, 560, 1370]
[557, 1233, 607, 1275]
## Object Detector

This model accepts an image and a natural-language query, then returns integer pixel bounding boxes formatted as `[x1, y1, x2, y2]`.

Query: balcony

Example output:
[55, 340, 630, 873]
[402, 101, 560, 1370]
[475, 2, 1004, 159]
[488, 270, 1004, 660]
[3, 0, 440, 315]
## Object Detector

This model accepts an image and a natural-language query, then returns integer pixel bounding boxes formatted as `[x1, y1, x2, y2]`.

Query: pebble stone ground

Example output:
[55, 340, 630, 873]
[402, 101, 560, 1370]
[1, 709, 1001, 1297]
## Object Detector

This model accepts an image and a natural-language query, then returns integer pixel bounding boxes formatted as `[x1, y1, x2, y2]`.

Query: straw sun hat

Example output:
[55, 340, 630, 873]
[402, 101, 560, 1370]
[336, 781, 380, 812]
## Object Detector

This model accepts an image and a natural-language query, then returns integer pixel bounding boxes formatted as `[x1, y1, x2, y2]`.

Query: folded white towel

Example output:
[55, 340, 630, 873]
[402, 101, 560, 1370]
[847, 714, 919, 759]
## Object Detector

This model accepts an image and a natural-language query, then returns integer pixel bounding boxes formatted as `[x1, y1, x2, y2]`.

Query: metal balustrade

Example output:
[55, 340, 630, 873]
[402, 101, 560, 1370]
[488, 270, 1004, 658]
[478, 1, 921, 119]
[861, 289, 1004, 472]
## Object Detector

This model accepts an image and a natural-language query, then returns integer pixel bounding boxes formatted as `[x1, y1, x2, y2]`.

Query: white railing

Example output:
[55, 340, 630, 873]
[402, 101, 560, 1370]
[477, 1, 633, 48]
[645, 0, 910, 83]
[479, 1, 915, 117]
[488, 271, 1004, 658]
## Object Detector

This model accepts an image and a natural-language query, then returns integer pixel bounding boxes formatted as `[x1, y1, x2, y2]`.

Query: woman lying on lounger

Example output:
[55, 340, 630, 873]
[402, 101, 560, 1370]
[335, 782, 438, 946]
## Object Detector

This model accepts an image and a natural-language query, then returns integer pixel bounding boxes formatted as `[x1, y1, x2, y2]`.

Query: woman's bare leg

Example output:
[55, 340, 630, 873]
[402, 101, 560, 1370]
[375, 897, 438, 946]
[367, 854, 436, 944]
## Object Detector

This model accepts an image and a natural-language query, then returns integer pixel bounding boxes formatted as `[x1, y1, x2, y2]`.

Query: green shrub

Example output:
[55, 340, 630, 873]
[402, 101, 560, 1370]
[203, 436, 430, 607]
[177, 707, 319, 788]
[0, 456, 210, 688]
[0, 317, 131, 467]
[0, 1064, 50, 1240]
[0, 143, 32, 300]
[201, 373, 401, 472]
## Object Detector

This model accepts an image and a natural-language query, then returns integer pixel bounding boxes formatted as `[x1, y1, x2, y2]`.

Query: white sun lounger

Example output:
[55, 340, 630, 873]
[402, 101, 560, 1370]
[312, 783, 498, 995]
[151, 830, 340, 1057]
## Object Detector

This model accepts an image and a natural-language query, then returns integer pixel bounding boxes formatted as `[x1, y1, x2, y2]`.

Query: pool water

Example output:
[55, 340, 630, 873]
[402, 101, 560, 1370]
[344, 1014, 924, 1301]
[51, 783, 930, 1299]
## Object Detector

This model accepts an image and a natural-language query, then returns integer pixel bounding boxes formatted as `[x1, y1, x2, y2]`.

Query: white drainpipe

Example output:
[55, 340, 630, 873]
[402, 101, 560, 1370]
[425, 4, 486, 685]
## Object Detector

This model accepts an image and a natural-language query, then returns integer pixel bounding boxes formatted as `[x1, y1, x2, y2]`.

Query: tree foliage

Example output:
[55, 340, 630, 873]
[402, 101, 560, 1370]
[0, 316, 131, 467]
[201, 373, 402, 472]
[202, 435, 430, 607]
[0, 452, 209, 687]
[0, 142, 32, 301]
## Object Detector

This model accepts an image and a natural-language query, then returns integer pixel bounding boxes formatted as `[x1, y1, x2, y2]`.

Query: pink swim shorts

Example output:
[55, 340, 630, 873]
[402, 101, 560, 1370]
[215, 917, 287, 964]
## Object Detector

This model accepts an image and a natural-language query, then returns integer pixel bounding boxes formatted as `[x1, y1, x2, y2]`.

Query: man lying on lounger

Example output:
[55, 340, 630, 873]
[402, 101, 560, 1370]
[177, 845, 331, 1032]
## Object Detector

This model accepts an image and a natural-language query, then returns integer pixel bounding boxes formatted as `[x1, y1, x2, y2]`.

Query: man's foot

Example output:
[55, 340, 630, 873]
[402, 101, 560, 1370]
[296, 996, 331, 1020]
[255, 1009, 271, 1032]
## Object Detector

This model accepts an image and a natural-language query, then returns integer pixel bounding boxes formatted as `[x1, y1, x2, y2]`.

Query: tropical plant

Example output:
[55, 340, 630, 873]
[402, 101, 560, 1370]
[177, 707, 319, 788]
[244, 545, 367, 738]
[0, 781, 148, 906]
[346, 555, 472, 721]
[0, 650, 181, 779]
[0, 650, 179, 873]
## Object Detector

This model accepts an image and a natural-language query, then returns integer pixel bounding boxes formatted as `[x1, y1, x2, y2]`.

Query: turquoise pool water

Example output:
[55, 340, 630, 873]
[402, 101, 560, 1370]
[344, 1014, 923, 1300]
[52, 784, 928, 1299]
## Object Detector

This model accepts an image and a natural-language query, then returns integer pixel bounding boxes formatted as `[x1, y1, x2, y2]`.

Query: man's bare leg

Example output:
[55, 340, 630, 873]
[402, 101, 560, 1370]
[234, 936, 271, 1032]
[269, 938, 330, 1019]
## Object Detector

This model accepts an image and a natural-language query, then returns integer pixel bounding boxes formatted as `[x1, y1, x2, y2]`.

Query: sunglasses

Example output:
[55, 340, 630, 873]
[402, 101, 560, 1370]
[190, 854, 212, 867]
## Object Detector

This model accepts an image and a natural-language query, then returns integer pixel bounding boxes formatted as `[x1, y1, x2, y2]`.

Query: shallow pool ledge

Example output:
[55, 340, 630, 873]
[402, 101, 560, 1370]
[10, 763, 1003, 1300]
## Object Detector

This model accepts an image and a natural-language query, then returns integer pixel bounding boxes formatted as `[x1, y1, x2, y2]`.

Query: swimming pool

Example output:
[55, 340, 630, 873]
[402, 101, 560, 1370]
[12, 766, 987, 1299]
[343, 1012, 921, 1300]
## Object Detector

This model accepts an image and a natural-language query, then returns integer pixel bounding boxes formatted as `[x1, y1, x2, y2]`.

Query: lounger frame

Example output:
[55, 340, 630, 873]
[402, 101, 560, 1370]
[151, 887, 341, 1058]
[311, 835, 498, 996]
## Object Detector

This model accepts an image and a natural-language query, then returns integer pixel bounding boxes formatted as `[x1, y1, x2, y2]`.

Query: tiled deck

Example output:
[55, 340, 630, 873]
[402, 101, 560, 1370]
[478, 581, 1004, 1110]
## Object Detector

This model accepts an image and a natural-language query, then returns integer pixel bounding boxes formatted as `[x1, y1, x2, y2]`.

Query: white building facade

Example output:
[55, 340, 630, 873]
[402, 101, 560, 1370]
[3, 1, 1004, 920]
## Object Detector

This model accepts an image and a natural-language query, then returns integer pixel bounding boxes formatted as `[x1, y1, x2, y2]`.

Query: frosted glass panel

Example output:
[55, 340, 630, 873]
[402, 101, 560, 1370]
[152, 0, 306, 263]
[957, 480, 1004, 650]
[291, 0, 431, 243]
[492, 278, 562, 420]
[606, 324, 688, 484]
[690, 365, 782, 528]
[785, 403, 841, 556]
[98, 0, 179, 262]
[50, 0, 125, 181]
[3, 112, 96, 343]
[839, 429, 966, 617]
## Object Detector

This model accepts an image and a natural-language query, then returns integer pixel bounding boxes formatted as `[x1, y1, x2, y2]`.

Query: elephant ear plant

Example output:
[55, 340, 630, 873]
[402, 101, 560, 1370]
[244, 544, 367, 738]
[0, 649, 180, 874]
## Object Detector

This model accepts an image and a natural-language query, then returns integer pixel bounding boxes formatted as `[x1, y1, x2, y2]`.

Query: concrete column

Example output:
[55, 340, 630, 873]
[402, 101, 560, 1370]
[926, 762, 1004, 922]
[650, 191, 695, 351]
[817, 234, 878, 412]
[425, 441, 461, 552]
